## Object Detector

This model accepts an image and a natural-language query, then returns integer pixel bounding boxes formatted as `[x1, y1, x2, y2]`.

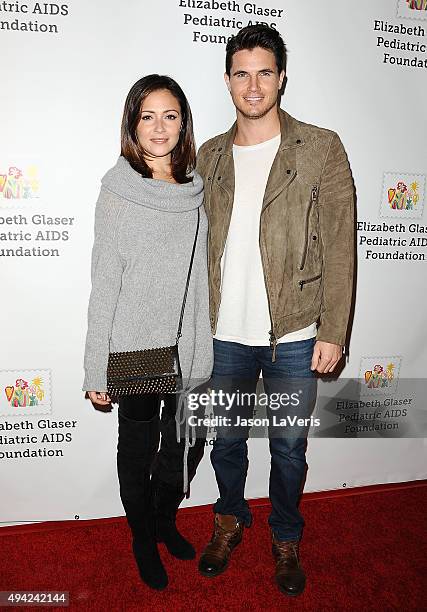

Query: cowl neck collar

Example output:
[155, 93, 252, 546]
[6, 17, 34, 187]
[101, 156, 204, 212]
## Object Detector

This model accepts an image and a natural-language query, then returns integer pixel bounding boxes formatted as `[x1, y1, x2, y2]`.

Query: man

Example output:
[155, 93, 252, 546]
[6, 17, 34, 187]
[196, 25, 354, 596]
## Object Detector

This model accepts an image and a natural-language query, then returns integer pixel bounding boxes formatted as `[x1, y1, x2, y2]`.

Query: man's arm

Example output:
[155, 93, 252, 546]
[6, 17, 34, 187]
[315, 133, 355, 370]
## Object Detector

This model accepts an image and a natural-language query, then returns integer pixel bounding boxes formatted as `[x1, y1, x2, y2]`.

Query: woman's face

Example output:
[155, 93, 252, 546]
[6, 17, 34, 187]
[136, 89, 182, 161]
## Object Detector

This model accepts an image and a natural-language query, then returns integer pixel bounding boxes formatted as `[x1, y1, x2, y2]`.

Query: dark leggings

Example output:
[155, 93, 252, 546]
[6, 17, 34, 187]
[118, 393, 205, 492]
[119, 392, 162, 422]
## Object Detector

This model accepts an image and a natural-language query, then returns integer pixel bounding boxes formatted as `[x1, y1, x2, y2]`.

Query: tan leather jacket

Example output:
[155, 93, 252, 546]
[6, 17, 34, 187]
[196, 109, 355, 358]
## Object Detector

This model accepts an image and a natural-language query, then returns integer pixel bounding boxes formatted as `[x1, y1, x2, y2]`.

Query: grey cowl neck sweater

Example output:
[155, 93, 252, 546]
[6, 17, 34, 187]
[83, 156, 213, 393]
[102, 156, 204, 212]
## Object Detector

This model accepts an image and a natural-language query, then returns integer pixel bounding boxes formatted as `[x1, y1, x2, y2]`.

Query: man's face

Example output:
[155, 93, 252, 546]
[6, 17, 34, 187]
[225, 47, 285, 120]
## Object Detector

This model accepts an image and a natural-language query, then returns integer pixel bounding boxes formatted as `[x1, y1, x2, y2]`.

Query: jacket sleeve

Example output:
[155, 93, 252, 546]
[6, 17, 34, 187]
[82, 190, 125, 391]
[316, 133, 355, 347]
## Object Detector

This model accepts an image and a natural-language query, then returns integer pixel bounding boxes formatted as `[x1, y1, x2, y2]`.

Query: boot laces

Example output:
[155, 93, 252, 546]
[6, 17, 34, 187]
[206, 521, 240, 558]
[274, 540, 300, 568]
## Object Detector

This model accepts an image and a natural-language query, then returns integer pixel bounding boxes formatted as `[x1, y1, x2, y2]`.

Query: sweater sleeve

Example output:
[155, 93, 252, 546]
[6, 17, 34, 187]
[82, 190, 125, 392]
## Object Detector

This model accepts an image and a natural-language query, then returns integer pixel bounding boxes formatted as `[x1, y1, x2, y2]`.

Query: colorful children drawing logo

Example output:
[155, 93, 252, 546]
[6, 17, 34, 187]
[388, 180, 419, 211]
[364, 363, 395, 389]
[4, 377, 45, 407]
[398, 0, 427, 19]
[0, 165, 39, 199]
[406, 0, 427, 9]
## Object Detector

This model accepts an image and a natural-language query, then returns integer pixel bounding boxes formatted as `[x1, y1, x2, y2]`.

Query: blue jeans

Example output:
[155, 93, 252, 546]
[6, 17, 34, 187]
[210, 337, 317, 542]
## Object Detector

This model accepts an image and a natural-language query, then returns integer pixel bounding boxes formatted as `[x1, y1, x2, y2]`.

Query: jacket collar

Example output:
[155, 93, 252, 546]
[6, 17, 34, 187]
[214, 108, 303, 209]
[219, 108, 305, 155]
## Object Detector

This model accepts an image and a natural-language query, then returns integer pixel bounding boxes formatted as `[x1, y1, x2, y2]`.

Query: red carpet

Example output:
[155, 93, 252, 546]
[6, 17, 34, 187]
[1, 483, 426, 611]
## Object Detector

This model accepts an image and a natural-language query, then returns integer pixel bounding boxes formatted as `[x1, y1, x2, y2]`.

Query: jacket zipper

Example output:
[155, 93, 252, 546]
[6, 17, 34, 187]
[298, 273, 322, 291]
[261, 173, 299, 364]
[259, 235, 277, 363]
[269, 328, 277, 363]
[207, 149, 224, 332]
[299, 185, 318, 271]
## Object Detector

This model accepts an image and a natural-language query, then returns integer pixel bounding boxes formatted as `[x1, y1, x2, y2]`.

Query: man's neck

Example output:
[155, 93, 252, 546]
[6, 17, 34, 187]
[234, 107, 281, 146]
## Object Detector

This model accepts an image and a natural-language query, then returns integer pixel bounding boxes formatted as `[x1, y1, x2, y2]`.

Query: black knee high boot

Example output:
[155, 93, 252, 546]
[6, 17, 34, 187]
[152, 477, 195, 560]
[117, 411, 168, 590]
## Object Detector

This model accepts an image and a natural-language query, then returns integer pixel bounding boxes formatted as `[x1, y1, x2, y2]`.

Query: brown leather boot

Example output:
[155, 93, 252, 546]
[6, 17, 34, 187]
[198, 513, 244, 577]
[272, 533, 306, 597]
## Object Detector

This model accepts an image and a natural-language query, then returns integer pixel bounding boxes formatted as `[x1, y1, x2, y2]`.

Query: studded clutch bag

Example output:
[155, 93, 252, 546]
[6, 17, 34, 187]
[106, 208, 200, 398]
[107, 344, 182, 396]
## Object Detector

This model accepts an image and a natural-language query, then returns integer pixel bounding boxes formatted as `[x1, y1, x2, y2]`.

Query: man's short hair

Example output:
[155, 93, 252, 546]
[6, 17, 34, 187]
[225, 25, 287, 76]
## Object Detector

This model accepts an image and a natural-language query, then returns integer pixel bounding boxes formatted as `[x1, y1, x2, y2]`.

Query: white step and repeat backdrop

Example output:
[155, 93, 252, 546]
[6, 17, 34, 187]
[1, 0, 426, 524]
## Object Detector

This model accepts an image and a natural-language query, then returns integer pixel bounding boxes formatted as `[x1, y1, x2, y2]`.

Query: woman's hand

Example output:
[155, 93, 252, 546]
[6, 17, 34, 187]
[87, 391, 112, 406]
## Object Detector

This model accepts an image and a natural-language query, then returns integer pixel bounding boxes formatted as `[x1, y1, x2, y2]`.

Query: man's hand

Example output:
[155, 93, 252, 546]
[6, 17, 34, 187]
[311, 341, 343, 374]
[87, 391, 111, 406]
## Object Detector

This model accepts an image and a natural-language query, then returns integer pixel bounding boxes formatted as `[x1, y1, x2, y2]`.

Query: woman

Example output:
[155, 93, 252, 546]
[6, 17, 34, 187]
[83, 75, 213, 590]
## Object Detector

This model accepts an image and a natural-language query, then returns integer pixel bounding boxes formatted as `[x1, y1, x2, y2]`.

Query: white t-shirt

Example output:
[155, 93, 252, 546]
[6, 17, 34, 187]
[214, 134, 317, 346]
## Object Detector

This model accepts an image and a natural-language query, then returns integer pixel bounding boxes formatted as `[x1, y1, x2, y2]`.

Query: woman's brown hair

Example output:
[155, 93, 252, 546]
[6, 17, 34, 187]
[121, 74, 196, 184]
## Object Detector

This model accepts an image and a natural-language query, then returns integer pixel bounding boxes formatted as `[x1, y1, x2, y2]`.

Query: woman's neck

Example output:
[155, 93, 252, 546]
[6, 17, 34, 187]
[146, 156, 177, 183]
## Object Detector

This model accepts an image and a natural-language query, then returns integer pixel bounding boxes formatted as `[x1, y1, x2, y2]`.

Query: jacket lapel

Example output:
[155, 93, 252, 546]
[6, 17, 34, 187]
[262, 110, 305, 211]
[214, 122, 236, 199]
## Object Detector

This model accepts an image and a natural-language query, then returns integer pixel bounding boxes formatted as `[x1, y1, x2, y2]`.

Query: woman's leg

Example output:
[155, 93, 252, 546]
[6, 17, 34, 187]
[117, 394, 167, 590]
[151, 393, 206, 560]
[119, 394, 159, 421]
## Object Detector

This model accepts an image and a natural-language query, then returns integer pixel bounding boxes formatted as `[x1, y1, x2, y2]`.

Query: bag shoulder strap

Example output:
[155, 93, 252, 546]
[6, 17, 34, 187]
[176, 206, 200, 344]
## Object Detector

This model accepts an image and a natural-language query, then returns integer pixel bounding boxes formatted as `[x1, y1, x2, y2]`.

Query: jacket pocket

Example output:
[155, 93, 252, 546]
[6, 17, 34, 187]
[299, 185, 319, 271]
[298, 273, 322, 291]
